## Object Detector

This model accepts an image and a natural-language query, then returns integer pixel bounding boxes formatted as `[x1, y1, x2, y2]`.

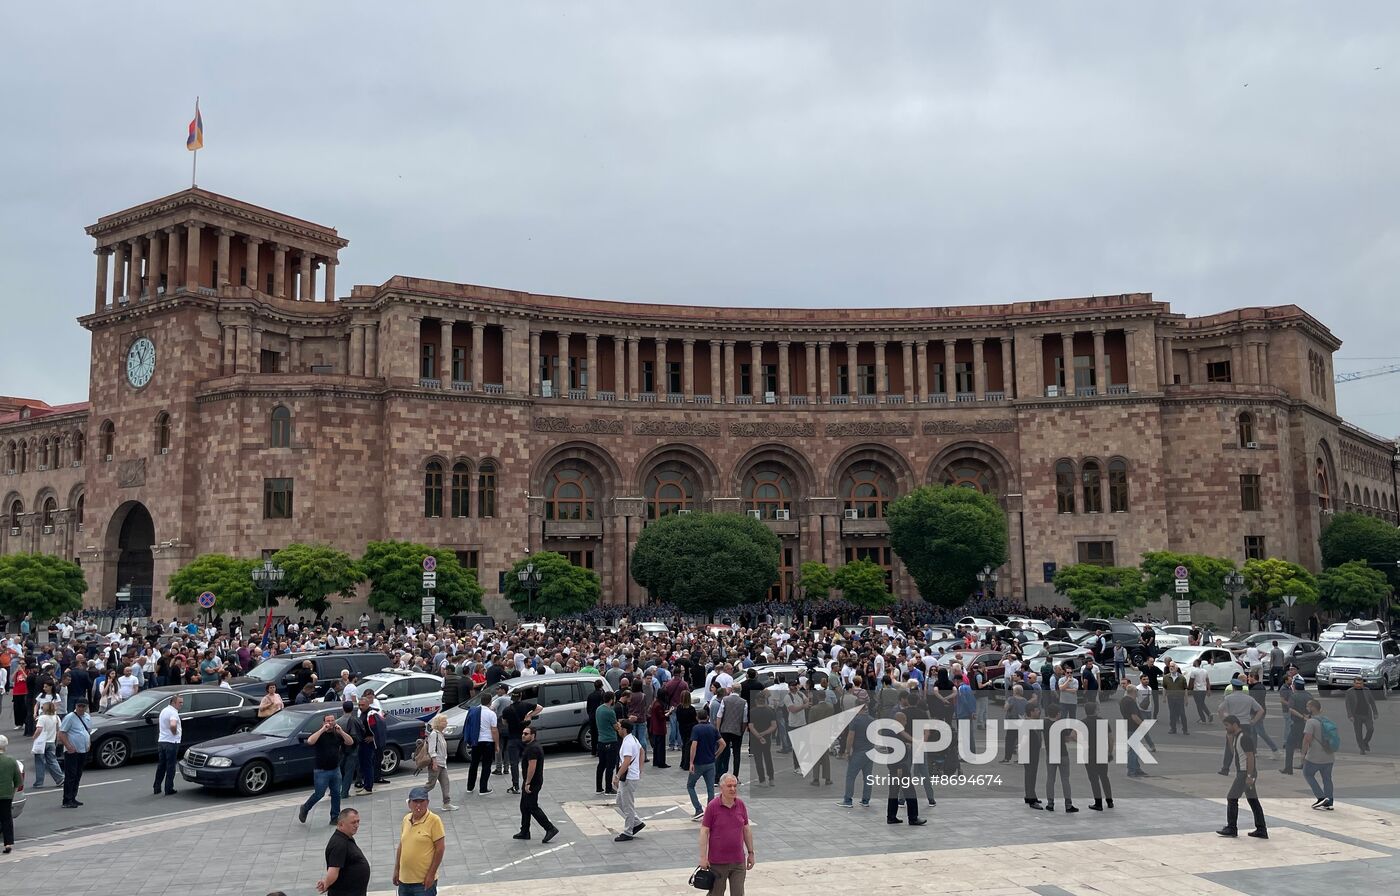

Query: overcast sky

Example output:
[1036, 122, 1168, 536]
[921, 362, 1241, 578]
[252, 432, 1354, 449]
[3, 3, 1397, 436]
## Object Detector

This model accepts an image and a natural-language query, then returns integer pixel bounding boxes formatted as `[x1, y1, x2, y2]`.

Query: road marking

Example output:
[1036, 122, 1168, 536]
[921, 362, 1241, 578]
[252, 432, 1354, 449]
[27, 778, 131, 795]
[478, 841, 576, 875]
[642, 805, 679, 820]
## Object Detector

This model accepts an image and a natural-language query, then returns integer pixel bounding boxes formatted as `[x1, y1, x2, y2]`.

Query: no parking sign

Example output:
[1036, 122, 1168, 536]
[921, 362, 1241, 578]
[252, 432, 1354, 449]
[198, 591, 216, 609]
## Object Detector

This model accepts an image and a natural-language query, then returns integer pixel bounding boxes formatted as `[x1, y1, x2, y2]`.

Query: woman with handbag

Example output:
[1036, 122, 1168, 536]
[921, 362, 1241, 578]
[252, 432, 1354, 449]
[425, 714, 458, 812]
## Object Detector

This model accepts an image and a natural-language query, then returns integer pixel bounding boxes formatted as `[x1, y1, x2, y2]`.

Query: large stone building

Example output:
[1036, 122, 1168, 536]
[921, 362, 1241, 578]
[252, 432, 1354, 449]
[2, 188, 1397, 621]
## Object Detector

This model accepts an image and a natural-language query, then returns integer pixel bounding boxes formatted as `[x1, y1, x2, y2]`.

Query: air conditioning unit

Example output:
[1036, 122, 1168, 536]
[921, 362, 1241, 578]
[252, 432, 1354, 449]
[774, 509, 791, 521]
[676, 509, 692, 515]
[1245, 441, 1258, 450]
[104, 454, 113, 462]
[38, 465, 47, 471]
[746, 509, 762, 520]
[161, 447, 170, 455]
[72, 461, 80, 468]
[43, 526, 53, 535]
[7, 528, 18, 536]
[764, 391, 776, 404]
[1045, 386, 1060, 398]
[844, 508, 860, 520]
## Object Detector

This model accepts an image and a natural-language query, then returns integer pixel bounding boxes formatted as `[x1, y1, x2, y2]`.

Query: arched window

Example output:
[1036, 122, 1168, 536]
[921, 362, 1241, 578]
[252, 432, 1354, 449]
[450, 462, 471, 518]
[546, 464, 597, 520]
[39, 438, 49, 469]
[1316, 459, 1330, 511]
[17, 441, 26, 474]
[42, 496, 57, 530]
[646, 462, 696, 519]
[478, 461, 497, 518]
[743, 464, 793, 520]
[269, 406, 292, 448]
[7, 499, 21, 530]
[424, 461, 444, 518]
[75, 494, 85, 530]
[100, 420, 115, 461]
[941, 459, 997, 494]
[1108, 459, 1129, 512]
[5, 441, 15, 473]
[155, 412, 171, 453]
[1055, 460, 1076, 514]
[1237, 412, 1255, 448]
[840, 461, 894, 518]
[1082, 460, 1103, 513]
[74, 430, 85, 464]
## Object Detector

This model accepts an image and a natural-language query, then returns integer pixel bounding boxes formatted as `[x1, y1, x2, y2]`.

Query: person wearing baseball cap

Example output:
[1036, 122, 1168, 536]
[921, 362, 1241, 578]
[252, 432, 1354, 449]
[393, 786, 445, 893]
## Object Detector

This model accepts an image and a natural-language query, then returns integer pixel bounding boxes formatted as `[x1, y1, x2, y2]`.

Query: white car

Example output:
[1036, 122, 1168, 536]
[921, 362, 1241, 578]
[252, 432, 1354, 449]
[1136, 623, 1186, 650]
[357, 670, 444, 721]
[1319, 623, 1349, 643]
[1160, 625, 1195, 641]
[1152, 646, 1244, 688]
[637, 622, 671, 635]
[956, 616, 1000, 631]
[1006, 617, 1053, 636]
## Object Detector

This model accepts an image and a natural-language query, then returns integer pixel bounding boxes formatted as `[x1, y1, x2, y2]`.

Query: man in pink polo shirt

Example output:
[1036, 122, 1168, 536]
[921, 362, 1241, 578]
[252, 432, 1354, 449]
[699, 773, 755, 896]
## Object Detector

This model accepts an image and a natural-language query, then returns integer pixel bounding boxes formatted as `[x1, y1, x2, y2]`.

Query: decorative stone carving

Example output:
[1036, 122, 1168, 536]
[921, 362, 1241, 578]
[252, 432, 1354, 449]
[533, 416, 624, 435]
[117, 458, 147, 488]
[921, 419, 1015, 435]
[633, 420, 721, 437]
[826, 421, 912, 437]
[729, 422, 816, 438]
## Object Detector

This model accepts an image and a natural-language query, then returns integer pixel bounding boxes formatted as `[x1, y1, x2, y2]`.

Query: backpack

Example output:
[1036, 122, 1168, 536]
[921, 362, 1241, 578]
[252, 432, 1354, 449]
[1317, 716, 1340, 753]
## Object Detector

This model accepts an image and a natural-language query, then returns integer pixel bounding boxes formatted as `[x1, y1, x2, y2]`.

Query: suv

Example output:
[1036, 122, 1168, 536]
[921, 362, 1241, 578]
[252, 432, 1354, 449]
[441, 673, 611, 756]
[1316, 622, 1400, 691]
[1082, 619, 1151, 663]
[358, 670, 444, 721]
[229, 650, 387, 701]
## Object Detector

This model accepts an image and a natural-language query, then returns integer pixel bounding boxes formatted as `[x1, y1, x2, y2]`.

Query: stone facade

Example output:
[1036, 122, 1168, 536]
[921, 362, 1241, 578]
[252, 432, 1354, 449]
[3, 188, 1398, 622]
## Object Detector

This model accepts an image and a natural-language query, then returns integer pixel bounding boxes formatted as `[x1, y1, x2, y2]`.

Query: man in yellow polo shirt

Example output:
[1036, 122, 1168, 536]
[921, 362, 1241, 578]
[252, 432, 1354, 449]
[393, 786, 446, 895]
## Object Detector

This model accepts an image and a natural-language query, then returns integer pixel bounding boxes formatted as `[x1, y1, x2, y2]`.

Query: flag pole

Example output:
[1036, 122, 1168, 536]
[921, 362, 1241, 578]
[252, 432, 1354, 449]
[191, 95, 199, 188]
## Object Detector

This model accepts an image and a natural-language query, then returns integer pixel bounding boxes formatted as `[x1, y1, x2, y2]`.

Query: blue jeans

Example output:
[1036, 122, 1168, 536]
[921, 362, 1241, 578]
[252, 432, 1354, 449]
[398, 883, 439, 896]
[302, 767, 343, 821]
[1303, 760, 1334, 803]
[842, 750, 873, 804]
[154, 742, 178, 793]
[687, 763, 716, 814]
[1127, 738, 1142, 775]
[668, 712, 681, 749]
[32, 745, 63, 787]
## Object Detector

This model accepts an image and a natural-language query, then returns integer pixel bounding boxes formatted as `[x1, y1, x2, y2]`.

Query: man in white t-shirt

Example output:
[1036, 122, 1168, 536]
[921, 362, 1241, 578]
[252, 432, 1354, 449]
[467, 701, 500, 794]
[612, 719, 646, 841]
[117, 667, 141, 700]
[154, 693, 184, 795]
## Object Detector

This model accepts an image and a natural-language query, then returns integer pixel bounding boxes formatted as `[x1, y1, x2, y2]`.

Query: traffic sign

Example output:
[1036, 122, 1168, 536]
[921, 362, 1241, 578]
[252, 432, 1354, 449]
[1175, 599, 1191, 611]
[1283, 594, 1297, 607]
[422, 572, 437, 588]
[198, 591, 216, 609]
[422, 556, 437, 573]
[421, 596, 437, 609]
[1174, 580, 1190, 593]
[421, 613, 433, 625]
[1177, 609, 1192, 622]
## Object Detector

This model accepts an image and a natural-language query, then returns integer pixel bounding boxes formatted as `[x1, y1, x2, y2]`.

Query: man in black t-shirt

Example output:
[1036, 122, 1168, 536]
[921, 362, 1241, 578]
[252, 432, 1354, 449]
[512, 725, 559, 843]
[501, 692, 543, 793]
[300, 712, 354, 825]
[319, 808, 370, 895]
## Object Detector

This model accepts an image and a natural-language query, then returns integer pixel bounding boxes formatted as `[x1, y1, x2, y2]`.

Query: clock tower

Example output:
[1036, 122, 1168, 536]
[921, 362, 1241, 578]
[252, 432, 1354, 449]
[80, 188, 347, 615]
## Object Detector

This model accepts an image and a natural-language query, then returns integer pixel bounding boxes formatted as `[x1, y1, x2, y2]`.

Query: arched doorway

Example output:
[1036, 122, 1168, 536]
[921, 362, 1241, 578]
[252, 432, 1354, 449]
[112, 502, 155, 612]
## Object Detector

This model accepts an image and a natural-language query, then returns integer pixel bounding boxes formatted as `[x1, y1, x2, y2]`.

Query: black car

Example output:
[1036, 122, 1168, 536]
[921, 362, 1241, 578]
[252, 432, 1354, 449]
[228, 650, 388, 702]
[178, 703, 418, 796]
[86, 685, 263, 769]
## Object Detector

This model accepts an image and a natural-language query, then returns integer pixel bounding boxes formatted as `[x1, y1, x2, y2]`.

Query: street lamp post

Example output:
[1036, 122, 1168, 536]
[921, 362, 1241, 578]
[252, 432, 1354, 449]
[251, 559, 285, 630]
[518, 562, 542, 620]
[976, 564, 999, 602]
[1223, 571, 1246, 632]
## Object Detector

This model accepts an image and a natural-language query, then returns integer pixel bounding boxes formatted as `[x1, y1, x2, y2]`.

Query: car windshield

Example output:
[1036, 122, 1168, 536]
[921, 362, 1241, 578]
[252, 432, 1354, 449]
[101, 690, 169, 718]
[1329, 642, 1382, 659]
[254, 710, 313, 737]
[1160, 648, 1201, 664]
[244, 658, 294, 683]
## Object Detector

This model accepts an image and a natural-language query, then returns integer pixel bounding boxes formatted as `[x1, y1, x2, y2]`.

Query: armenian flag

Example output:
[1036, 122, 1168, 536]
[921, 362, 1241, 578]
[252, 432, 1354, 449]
[187, 100, 203, 151]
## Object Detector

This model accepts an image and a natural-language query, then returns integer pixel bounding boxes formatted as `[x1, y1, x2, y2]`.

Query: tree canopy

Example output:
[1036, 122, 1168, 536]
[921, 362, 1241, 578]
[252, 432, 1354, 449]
[1240, 557, 1318, 616]
[0, 552, 87, 621]
[834, 559, 892, 610]
[796, 561, 835, 602]
[1052, 563, 1148, 617]
[1320, 512, 1400, 589]
[1140, 551, 1236, 608]
[271, 543, 366, 617]
[630, 512, 780, 619]
[1317, 560, 1392, 618]
[503, 551, 601, 618]
[887, 485, 1007, 608]
[359, 540, 484, 620]
[167, 554, 261, 615]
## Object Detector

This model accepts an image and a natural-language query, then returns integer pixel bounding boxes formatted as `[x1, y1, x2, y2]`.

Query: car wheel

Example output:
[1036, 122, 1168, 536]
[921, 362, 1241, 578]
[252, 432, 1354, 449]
[578, 725, 594, 752]
[379, 745, 401, 776]
[233, 723, 255, 734]
[96, 736, 130, 769]
[237, 760, 272, 796]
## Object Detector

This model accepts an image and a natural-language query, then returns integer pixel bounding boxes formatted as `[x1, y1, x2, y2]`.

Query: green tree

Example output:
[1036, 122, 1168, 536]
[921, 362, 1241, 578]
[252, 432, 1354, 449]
[1052, 563, 1148, 617]
[631, 512, 780, 619]
[167, 554, 261, 615]
[796, 561, 835, 601]
[834, 559, 892, 610]
[887, 485, 1008, 608]
[1140, 551, 1236, 608]
[1320, 512, 1400, 588]
[0, 552, 87, 621]
[272, 543, 366, 617]
[360, 540, 484, 620]
[1317, 560, 1392, 618]
[503, 551, 601, 618]
[1240, 557, 1318, 617]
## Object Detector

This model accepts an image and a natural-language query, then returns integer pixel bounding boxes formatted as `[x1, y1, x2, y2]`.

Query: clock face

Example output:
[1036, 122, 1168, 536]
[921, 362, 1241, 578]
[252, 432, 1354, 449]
[126, 337, 155, 389]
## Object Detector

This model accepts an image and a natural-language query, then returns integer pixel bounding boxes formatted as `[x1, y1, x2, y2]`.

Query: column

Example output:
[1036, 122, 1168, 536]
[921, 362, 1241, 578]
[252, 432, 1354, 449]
[901, 341, 914, 402]
[222, 325, 237, 374]
[1092, 328, 1107, 394]
[818, 341, 831, 402]
[127, 236, 144, 299]
[1231, 341, 1245, 382]
[472, 322, 486, 389]
[1000, 336, 1015, 399]
[529, 330, 541, 395]
[146, 231, 163, 296]
[110, 243, 126, 303]
[713, 340, 725, 403]
[777, 340, 790, 401]
[557, 331, 570, 394]
[323, 258, 335, 301]
[655, 336, 669, 395]
[845, 339, 858, 400]
[349, 325, 365, 376]
[272, 245, 287, 298]
[184, 222, 202, 290]
[972, 338, 986, 400]
[1124, 330, 1139, 393]
[614, 336, 626, 399]
[298, 253, 312, 300]
[216, 229, 232, 287]
[309, 259, 318, 300]
[290, 335, 303, 372]
[365, 323, 378, 377]
[682, 338, 695, 401]
[722, 340, 736, 403]
[915, 341, 928, 402]
[164, 227, 181, 291]
[806, 342, 818, 403]
[874, 340, 887, 400]
[1186, 349, 1199, 384]
[1060, 332, 1074, 392]
[943, 339, 956, 396]
[588, 334, 600, 399]
[1256, 341, 1269, 383]
[250, 327, 263, 371]
[1157, 335, 1171, 386]
[438, 319, 454, 383]
[246, 238, 262, 293]
[1030, 333, 1045, 396]
[627, 336, 640, 400]
[502, 324, 516, 392]
[750, 340, 764, 400]
[94, 247, 110, 312]
[235, 323, 251, 373]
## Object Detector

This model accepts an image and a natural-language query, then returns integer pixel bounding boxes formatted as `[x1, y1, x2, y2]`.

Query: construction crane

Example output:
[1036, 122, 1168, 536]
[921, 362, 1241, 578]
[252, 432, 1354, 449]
[1335, 363, 1400, 384]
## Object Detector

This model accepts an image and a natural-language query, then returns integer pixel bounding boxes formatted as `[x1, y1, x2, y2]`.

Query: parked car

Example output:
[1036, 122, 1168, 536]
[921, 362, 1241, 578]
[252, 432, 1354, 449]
[443, 672, 612, 757]
[1152, 646, 1245, 688]
[87, 685, 264, 769]
[177, 703, 417, 796]
[229, 651, 389, 702]
[689, 664, 834, 710]
[955, 616, 1000, 631]
[1222, 631, 1302, 653]
[1136, 623, 1185, 650]
[859, 615, 900, 636]
[356, 670, 443, 721]
[1316, 628, 1400, 691]
[1319, 623, 1349, 643]
[1081, 619, 1153, 664]
[636, 622, 671, 635]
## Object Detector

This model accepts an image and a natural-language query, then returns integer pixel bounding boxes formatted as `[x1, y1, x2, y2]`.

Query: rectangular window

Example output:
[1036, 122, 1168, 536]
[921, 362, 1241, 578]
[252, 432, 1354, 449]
[955, 361, 973, 394]
[570, 356, 589, 390]
[933, 362, 947, 394]
[739, 364, 751, 396]
[763, 364, 778, 394]
[1244, 535, 1266, 560]
[1074, 355, 1094, 389]
[263, 478, 293, 519]
[455, 550, 480, 578]
[1077, 541, 1115, 566]
[561, 550, 595, 570]
[451, 347, 466, 383]
[1207, 360, 1233, 383]
[260, 349, 281, 373]
[265, 272, 274, 294]
[857, 364, 876, 395]
[668, 361, 682, 394]
[538, 354, 556, 389]
[239, 267, 248, 287]
[642, 361, 655, 393]
[837, 364, 849, 394]
[1240, 474, 1262, 512]
[420, 343, 437, 379]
